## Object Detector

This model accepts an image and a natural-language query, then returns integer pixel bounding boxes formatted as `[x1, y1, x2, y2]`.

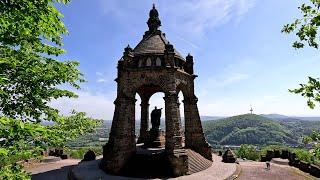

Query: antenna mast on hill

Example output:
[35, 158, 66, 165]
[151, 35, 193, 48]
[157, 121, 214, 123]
[250, 105, 253, 114]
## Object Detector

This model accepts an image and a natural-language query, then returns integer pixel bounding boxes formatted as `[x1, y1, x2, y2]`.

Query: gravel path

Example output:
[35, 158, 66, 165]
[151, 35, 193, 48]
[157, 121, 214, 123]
[237, 161, 316, 180]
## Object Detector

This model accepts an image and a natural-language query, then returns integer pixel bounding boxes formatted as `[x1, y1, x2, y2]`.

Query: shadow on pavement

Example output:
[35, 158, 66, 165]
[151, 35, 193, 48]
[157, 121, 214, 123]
[32, 164, 77, 180]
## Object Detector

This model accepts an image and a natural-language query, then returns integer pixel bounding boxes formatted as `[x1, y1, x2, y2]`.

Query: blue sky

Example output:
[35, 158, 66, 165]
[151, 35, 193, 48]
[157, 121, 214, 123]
[51, 0, 320, 120]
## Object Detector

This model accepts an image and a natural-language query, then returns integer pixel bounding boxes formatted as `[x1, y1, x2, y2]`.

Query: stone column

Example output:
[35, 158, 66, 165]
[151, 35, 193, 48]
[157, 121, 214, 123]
[137, 99, 150, 144]
[164, 43, 175, 67]
[100, 96, 137, 174]
[184, 96, 212, 160]
[164, 92, 188, 177]
[164, 92, 183, 153]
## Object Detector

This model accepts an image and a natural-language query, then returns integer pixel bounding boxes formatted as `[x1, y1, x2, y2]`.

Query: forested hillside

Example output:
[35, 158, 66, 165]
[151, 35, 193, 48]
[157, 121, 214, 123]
[68, 114, 320, 148]
[203, 114, 320, 146]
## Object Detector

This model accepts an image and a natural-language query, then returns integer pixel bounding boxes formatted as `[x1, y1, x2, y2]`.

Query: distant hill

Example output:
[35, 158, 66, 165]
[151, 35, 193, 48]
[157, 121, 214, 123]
[292, 116, 320, 121]
[261, 114, 320, 121]
[200, 116, 225, 121]
[276, 118, 320, 136]
[261, 114, 290, 119]
[202, 114, 320, 146]
[68, 114, 320, 148]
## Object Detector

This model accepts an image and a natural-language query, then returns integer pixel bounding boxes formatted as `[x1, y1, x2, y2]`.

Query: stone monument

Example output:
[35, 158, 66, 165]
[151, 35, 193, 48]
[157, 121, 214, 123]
[100, 4, 212, 177]
[151, 106, 162, 130]
[222, 149, 236, 163]
[145, 106, 165, 148]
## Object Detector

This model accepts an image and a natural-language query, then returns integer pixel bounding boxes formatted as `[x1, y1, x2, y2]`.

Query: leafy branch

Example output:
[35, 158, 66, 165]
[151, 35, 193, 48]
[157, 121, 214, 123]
[282, 0, 320, 49]
[289, 77, 320, 109]
[283, 0, 320, 109]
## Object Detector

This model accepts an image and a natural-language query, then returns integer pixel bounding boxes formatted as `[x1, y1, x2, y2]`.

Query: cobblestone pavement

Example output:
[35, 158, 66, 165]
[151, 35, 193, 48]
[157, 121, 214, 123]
[237, 161, 316, 180]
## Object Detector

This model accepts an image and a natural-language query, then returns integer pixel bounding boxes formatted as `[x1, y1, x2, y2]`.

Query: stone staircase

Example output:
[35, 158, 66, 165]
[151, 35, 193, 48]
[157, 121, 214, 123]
[122, 148, 212, 178]
[122, 149, 171, 178]
[187, 149, 213, 174]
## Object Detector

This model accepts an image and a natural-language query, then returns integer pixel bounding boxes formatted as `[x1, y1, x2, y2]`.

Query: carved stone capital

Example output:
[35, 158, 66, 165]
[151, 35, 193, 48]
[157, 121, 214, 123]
[183, 96, 198, 105]
[140, 102, 150, 107]
[163, 91, 178, 101]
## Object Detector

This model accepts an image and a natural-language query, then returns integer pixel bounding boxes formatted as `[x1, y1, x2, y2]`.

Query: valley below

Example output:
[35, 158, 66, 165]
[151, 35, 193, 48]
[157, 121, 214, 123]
[68, 114, 320, 149]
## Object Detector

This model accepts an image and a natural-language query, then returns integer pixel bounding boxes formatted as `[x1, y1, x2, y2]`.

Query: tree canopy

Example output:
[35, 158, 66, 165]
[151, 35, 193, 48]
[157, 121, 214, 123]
[282, 0, 320, 109]
[282, 0, 320, 49]
[0, 1, 102, 178]
[0, 0, 83, 122]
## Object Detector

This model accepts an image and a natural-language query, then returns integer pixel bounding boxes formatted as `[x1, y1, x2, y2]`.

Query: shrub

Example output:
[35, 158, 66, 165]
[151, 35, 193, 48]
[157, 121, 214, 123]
[294, 149, 313, 164]
[236, 144, 260, 161]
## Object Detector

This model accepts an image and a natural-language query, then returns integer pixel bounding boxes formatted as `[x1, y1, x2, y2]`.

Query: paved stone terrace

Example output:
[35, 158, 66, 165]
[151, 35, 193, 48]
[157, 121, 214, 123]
[237, 161, 316, 180]
[27, 154, 236, 180]
[69, 154, 236, 180]
[170, 154, 237, 180]
[26, 159, 81, 180]
[26, 155, 318, 180]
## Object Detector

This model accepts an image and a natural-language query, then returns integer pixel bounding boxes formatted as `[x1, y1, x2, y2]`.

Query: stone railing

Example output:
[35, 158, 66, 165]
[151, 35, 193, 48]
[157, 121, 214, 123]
[43, 148, 69, 159]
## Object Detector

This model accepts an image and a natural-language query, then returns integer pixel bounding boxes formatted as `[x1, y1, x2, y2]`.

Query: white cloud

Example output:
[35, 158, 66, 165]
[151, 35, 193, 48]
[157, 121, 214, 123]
[95, 72, 103, 76]
[235, 0, 256, 24]
[97, 78, 108, 83]
[175, 35, 200, 49]
[199, 58, 255, 89]
[164, 0, 255, 37]
[50, 91, 115, 120]
[99, 0, 256, 39]
[96, 71, 114, 84]
[207, 73, 250, 88]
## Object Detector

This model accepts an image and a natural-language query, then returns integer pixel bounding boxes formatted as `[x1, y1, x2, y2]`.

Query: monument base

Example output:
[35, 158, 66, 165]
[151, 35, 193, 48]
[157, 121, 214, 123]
[76, 147, 213, 179]
[144, 128, 165, 148]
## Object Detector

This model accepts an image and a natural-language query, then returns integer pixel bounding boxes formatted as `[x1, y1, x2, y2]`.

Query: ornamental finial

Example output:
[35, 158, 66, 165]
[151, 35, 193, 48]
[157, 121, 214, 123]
[147, 4, 161, 32]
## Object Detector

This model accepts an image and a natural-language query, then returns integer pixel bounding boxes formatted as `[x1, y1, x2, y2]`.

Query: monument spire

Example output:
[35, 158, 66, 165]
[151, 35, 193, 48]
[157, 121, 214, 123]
[147, 4, 161, 32]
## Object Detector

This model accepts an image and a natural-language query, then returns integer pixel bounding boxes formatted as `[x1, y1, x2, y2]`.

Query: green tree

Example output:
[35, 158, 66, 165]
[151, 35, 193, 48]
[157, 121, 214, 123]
[282, 0, 320, 49]
[0, 1, 102, 179]
[302, 135, 312, 147]
[307, 130, 320, 158]
[236, 144, 260, 161]
[282, 0, 320, 109]
[294, 149, 314, 164]
[0, 113, 101, 179]
[0, 0, 83, 122]
[283, 1, 320, 162]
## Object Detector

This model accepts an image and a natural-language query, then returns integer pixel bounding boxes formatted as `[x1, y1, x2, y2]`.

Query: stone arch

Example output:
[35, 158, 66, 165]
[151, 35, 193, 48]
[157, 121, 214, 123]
[176, 80, 192, 99]
[132, 76, 172, 96]
[175, 81, 199, 149]
[133, 77, 170, 144]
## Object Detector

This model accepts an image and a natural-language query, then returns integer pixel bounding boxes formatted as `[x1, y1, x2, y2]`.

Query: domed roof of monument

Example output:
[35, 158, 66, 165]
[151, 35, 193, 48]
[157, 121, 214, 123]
[133, 4, 184, 60]
[133, 32, 183, 58]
